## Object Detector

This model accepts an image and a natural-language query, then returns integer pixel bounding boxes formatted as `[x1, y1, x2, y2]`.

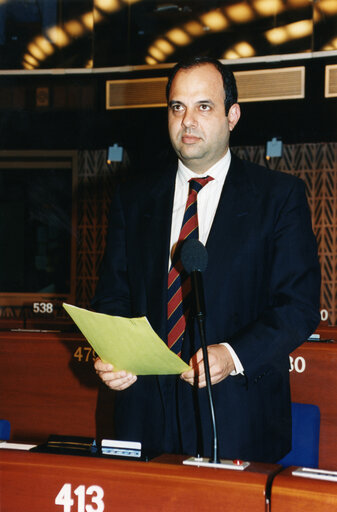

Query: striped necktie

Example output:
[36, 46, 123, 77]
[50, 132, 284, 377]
[167, 176, 214, 356]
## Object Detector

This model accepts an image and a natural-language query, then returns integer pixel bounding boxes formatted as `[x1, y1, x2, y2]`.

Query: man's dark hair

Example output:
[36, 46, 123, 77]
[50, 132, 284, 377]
[166, 56, 238, 116]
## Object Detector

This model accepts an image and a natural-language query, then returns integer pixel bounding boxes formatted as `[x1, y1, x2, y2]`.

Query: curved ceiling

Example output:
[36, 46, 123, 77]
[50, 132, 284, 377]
[0, 0, 336, 70]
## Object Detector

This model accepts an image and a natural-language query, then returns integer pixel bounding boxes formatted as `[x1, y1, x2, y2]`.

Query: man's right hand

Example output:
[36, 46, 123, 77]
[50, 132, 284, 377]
[94, 358, 137, 391]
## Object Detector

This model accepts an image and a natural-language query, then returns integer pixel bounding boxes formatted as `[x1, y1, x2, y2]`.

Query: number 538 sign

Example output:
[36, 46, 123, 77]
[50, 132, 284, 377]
[55, 484, 104, 512]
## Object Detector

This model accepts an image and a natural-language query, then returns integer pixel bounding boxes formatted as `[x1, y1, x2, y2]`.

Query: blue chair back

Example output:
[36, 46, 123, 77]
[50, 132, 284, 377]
[0, 419, 11, 440]
[278, 402, 320, 468]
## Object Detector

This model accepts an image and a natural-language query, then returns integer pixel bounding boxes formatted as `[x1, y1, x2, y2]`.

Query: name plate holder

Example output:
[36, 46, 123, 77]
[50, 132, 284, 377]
[101, 439, 142, 458]
[183, 456, 250, 470]
[292, 467, 337, 482]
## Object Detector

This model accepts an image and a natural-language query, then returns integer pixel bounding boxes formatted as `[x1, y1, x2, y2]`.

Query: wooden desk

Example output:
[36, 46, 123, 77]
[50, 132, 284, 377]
[316, 324, 337, 341]
[0, 331, 100, 443]
[289, 340, 337, 469]
[0, 449, 279, 512]
[271, 466, 337, 511]
[1, 329, 337, 469]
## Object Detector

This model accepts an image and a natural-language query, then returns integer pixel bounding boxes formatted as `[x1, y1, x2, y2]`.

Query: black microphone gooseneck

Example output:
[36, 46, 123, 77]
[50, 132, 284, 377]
[181, 239, 220, 464]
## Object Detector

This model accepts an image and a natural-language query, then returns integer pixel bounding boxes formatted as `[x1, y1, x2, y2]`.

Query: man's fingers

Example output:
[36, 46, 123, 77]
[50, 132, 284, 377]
[106, 374, 137, 391]
[181, 345, 234, 388]
[94, 357, 113, 372]
[189, 348, 205, 367]
[94, 357, 137, 390]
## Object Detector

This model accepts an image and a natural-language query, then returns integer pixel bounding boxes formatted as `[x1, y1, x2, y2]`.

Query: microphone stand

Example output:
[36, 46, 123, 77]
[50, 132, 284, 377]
[183, 271, 250, 470]
[180, 239, 250, 470]
[191, 270, 219, 464]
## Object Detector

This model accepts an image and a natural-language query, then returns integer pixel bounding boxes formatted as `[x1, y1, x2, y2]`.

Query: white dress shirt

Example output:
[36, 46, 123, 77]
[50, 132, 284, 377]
[169, 150, 244, 375]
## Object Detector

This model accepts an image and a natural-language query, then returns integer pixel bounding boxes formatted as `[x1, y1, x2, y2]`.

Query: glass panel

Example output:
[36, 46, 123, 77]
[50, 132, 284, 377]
[258, 0, 313, 57]
[93, 0, 129, 67]
[313, 0, 337, 52]
[0, 0, 94, 70]
[0, 1, 336, 70]
[0, 167, 72, 294]
[92, 0, 337, 66]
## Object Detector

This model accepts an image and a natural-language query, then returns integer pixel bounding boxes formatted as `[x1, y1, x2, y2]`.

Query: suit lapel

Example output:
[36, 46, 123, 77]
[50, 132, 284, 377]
[141, 163, 177, 339]
[205, 154, 258, 286]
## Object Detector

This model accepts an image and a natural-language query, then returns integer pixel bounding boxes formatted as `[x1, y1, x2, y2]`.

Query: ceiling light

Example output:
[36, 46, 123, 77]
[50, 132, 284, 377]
[235, 41, 256, 57]
[287, 20, 312, 39]
[225, 3, 255, 23]
[184, 20, 204, 37]
[81, 12, 94, 30]
[155, 38, 175, 55]
[145, 56, 158, 65]
[166, 28, 191, 46]
[317, 0, 337, 15]
[27, 42, 45, 61]
[265, 26, 287, 45]
[254, 0, 284, 17]
[34, 36, 54, 57]
[23, 61, 35, 70]
[223, 41, 256, 60]
[200, 10, 229, 32]
[47, 26, 70, 48]
[322, 37, 337, 50]
[286, 0, 308, 8]
[64, 20, 84, 38]
[95, 0, 120, 12]
[93, 8, 105, 22]
[23, 36, 55, 68]
[265, 19, 312, 45]
[23, 54, 39, 67]
[148, 45, 166, 61]
[223, 49, 240, 59]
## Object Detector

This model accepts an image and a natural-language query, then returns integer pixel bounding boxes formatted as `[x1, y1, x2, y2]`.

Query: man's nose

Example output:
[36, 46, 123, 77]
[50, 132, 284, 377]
[182, 108, 197, 129]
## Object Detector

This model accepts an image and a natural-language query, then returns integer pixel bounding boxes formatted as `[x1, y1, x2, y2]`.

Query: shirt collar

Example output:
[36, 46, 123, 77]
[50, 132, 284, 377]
[177, 150, 231, 186]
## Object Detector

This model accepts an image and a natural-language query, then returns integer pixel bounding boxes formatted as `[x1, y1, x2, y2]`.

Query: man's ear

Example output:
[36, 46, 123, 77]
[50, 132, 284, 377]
[228, 103, 241, 132]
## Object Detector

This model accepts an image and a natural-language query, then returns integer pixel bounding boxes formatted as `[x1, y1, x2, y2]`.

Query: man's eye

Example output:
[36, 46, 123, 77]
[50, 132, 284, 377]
[171, 104, 183, 111]
[200, 104, 211, 111]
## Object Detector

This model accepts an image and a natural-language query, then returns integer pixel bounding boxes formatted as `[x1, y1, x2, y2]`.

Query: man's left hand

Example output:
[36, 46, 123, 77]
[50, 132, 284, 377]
[181, 344, 235, 388]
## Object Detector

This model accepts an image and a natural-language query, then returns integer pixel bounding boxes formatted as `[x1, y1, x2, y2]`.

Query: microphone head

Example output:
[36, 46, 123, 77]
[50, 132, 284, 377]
[181, 239, 208, 274]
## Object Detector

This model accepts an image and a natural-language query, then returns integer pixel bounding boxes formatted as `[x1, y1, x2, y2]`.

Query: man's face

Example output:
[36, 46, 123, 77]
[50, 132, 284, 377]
[168, 63, 240, 174]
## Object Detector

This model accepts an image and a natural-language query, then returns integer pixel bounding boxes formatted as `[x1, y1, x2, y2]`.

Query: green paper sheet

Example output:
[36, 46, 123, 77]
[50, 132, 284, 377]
[63, 303, 190, 375]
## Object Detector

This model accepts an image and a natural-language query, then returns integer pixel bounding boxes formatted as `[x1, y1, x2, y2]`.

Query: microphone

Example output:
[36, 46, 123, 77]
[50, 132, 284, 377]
[180, 238, 208, 274]
[181, 239, 208, 319]
[181, 239, 220, 464]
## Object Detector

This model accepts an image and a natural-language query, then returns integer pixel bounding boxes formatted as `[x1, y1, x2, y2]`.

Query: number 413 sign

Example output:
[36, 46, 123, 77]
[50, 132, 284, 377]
[55, 484, 104, 512]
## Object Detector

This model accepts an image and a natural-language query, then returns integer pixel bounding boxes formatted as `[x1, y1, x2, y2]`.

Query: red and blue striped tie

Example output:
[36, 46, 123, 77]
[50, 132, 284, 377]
[167, 176, 214, 356]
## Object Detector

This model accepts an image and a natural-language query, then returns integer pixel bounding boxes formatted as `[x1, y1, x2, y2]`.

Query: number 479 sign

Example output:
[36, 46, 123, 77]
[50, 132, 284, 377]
[55, 484, 104, 512]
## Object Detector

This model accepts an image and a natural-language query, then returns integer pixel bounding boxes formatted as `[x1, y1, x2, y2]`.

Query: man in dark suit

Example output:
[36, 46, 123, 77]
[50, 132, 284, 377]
[93, 56, 321, 462]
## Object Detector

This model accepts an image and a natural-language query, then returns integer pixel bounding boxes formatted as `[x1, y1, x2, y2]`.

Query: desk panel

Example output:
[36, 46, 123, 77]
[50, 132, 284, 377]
[0, 331, 100, 442]
[271, 466, 337, 511]
[316, 324, 337, 341]
[290, 341, 337, 469]
[1, 329, 337, 470]
[0, 450, 278, 512]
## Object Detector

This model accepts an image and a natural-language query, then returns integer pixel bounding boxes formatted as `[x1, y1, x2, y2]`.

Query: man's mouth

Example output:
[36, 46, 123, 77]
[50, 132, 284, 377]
[181, 134, 201, 144]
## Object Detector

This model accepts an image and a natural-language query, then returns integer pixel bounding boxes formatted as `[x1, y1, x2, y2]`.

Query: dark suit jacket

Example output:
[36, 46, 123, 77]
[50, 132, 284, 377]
[92, 153, 321, 462]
